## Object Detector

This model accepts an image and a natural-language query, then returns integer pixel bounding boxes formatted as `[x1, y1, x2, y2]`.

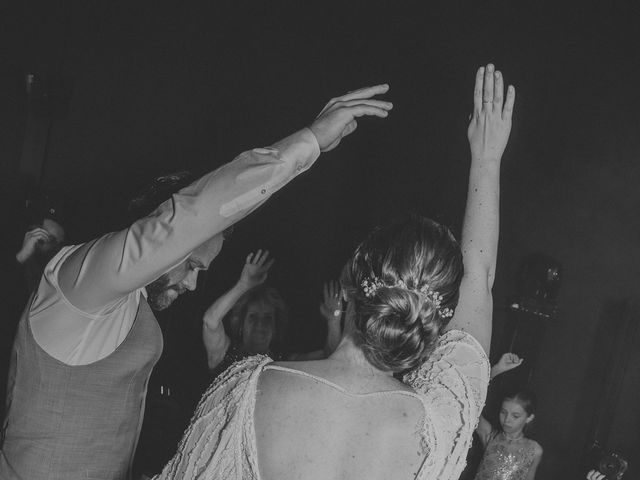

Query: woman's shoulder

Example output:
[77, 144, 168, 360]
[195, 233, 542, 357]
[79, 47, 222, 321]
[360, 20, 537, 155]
[261, 359, 325, 380]
[438, 329, 490, 363]
[527, 438, 543, 456]
[231, 353, 272, 374]
[209, 354, 272, 390]
[404, 329, 490, 407]
[264, 359, 416, 395]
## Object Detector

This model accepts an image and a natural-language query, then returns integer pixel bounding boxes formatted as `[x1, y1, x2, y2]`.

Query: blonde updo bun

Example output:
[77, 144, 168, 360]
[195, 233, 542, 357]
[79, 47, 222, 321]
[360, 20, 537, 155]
[341, 215, 463, 372]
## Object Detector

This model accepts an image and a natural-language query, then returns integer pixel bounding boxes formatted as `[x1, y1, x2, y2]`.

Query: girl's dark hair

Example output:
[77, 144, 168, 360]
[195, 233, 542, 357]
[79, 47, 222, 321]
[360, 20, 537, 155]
[341, 215, 463, 372]
[224, 285, 289, 354]
[503, 387, 537, 416]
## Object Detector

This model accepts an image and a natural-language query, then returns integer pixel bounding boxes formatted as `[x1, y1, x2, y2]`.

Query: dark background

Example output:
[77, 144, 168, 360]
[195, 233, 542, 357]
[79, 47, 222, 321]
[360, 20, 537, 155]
[2, 1, 640, 478]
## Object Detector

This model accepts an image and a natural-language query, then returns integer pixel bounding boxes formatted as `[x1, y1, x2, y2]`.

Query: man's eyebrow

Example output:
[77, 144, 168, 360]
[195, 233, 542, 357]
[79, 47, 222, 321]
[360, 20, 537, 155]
[190, 260, 207, 270]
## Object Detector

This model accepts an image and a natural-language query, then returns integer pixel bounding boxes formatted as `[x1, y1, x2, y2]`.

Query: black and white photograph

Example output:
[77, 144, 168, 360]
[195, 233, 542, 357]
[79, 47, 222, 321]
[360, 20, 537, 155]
[0, 2, 638, 479]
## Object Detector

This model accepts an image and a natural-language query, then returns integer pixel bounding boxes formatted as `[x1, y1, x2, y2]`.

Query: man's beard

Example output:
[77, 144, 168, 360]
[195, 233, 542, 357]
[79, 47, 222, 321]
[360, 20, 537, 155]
[146, 274, 187, 311]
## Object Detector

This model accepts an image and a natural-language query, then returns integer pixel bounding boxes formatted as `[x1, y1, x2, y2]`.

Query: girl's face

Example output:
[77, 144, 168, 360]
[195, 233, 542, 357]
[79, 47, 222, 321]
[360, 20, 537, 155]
[499, 399, 533, 435]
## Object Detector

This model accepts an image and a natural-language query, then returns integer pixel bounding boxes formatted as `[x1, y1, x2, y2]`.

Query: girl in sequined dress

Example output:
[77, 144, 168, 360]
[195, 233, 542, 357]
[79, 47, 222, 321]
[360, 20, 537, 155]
[474, 353, 543, 480]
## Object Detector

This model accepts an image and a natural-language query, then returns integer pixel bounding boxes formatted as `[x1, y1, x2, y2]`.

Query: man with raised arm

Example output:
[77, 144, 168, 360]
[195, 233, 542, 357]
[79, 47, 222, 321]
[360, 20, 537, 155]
[0, 85, 392, 480]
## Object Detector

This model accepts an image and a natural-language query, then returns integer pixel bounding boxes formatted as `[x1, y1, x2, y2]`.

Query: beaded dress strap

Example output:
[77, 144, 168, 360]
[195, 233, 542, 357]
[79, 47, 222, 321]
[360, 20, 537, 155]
[264, 364, 424, 400]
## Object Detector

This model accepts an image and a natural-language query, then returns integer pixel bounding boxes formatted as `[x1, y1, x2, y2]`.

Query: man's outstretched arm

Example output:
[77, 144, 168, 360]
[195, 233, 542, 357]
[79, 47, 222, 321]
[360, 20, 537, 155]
[58, 85, 392, 312]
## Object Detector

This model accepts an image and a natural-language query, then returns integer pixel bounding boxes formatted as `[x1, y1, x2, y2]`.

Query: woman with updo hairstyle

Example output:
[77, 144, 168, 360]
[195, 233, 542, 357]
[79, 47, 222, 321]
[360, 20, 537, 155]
[342, 215, 463, 373]
[154, 63, 516, 480]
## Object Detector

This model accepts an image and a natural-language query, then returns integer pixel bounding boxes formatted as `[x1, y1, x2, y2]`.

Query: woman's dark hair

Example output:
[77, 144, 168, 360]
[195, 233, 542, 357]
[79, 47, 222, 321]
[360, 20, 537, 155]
[341, 215, 463, 372]
[224, 285, 289, 354]
[503, 387, 537, 416]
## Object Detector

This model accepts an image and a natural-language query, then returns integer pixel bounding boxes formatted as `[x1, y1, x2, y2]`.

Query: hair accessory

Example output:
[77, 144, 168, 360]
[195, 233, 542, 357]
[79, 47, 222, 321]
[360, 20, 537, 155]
[361, 277, 384, 298]
[360, 276, 454, 319]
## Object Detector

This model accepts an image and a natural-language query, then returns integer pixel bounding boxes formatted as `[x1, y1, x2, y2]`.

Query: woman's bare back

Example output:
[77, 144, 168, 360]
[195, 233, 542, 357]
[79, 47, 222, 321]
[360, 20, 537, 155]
[254, 359, 428, 480]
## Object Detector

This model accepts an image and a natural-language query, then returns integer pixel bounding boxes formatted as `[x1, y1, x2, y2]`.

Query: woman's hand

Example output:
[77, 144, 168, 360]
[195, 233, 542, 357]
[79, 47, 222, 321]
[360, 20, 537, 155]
[586, 470, 606, 480]
[467, 64, 515, 162]
[320, 280, 344, 356]
[319, 280, 342, 323]
[237, 250, 275, 290]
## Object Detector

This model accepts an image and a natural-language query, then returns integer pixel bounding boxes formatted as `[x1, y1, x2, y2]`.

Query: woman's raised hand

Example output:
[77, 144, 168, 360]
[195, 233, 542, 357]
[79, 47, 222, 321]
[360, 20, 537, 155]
[238, 250, 275, 290]
[586, 470, 606, 480]
[319, 280, 342, 323]
[467, 63, 515, 162]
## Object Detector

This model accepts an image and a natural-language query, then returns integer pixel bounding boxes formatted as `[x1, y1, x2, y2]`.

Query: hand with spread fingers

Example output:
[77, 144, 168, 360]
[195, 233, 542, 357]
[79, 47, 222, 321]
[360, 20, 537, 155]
[310, 84, 393, 152]
[238, 249, 275, 291]
[468, 63, 515, 162]
[586, 470, 606, 480]
[319, 279, 344, 357]
[319, 280, 342, 323]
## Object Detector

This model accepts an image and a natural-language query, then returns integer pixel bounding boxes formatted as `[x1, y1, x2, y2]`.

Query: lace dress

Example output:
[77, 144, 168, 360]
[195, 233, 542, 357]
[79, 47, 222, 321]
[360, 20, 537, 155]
[473, 433, 538, 480]
[152, 329, 490, 480]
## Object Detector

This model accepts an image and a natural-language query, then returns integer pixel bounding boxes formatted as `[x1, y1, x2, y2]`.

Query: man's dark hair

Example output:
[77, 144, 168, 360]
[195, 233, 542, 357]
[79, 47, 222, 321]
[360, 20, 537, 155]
[127, 171, 233, 238]
[23, 191, 65, 230]
[127, 171, 195, 222]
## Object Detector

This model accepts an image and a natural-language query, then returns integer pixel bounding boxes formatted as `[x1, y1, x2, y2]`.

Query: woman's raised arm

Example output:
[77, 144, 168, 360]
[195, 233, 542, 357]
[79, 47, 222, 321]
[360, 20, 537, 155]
[445, 63, 516, 355]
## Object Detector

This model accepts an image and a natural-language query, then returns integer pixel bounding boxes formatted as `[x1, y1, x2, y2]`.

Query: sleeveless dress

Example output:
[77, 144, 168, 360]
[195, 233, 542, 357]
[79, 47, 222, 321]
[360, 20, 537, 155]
[473, 432, 538, 480]
[152, 329, 490, 480]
